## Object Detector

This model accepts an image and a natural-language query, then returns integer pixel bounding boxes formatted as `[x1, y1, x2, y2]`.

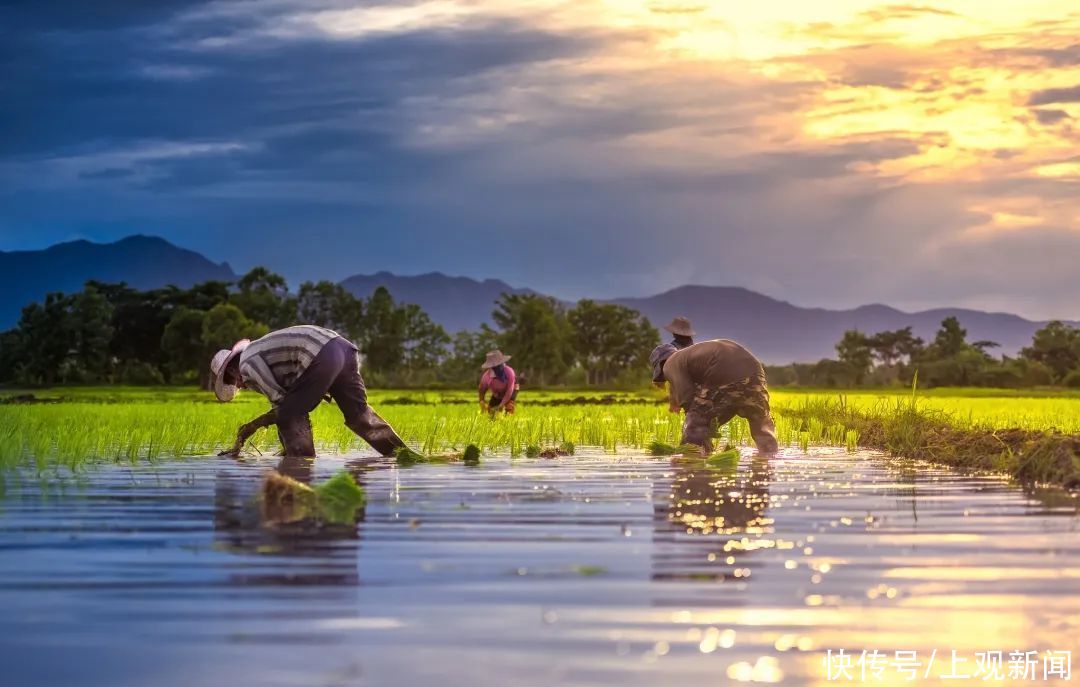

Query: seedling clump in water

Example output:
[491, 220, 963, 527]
[261, 469, 366, 524]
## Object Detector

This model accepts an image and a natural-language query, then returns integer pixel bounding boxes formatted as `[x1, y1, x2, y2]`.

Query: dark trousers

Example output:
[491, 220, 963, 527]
[275, 337, 405, 457]
[680, 375, 778, 454]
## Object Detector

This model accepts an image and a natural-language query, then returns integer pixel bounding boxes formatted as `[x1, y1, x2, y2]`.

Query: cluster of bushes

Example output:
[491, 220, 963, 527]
[0, 268, 659, 389]
[766, 318, 1080, 389]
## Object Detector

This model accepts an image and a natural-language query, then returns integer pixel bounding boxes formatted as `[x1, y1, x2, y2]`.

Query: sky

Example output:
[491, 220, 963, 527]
[1, 0, 1077, 319]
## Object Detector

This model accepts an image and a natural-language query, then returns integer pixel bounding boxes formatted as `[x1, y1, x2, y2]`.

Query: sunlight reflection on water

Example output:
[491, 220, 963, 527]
[0, 448, 1076, 686]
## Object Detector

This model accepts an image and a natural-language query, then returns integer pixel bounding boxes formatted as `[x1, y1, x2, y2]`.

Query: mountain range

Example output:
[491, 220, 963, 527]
[1, 235, 1074, 364]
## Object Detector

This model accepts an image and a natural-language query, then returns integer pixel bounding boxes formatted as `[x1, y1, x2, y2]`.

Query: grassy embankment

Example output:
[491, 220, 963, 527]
[1, 386, 1078, 487]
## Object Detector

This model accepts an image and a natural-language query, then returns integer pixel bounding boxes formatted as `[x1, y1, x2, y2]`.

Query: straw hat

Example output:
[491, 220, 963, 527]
[481, 350, 512, 369]
[209, 339, 251, 402]
[663, 316, 695, 337]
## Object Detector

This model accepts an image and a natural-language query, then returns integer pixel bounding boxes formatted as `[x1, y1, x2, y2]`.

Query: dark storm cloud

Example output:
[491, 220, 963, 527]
[1028, 84, 1080, 105]
[990, 43, 1080, 68]
[1033, 109, 1071, 125]
[1, 0, 1078, 320]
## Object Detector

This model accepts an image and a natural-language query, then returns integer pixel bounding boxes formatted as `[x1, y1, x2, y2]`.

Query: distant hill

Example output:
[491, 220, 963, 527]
[0, 235, 236, 327]
[610, 285, 1080, 364]
[3, 235, 1075, 363]
[340, 271, 535, 334]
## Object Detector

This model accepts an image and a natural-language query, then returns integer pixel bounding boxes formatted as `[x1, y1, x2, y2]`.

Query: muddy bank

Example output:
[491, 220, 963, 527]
[0, 394, 60, 405]
[782, 404, 1080, 489]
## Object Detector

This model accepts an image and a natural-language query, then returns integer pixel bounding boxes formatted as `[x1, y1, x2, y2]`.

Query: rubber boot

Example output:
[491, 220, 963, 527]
[278, 413, 316, 457]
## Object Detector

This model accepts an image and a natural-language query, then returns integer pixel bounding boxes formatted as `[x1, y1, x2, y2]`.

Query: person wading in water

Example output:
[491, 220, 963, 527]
[649, 317, 779, 454]
[478, 350, 518, 416]
[210, 325, 406, 457]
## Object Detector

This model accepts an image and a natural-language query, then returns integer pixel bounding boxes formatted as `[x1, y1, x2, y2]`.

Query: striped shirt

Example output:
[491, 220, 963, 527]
[238, 325, 352, 404]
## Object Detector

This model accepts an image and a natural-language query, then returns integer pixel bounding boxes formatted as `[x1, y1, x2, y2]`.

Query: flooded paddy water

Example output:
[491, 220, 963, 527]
[0, 448, 1077, 686]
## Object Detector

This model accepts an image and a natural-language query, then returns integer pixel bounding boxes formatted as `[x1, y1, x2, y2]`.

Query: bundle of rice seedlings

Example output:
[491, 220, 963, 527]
[313, 471, 367, 522]
[261, 469, 366, 525]
[462, 444, 481, 466]
[706, 445, 740, 467]
[396, 444, 482, 466]
[649, 441, 703, 456]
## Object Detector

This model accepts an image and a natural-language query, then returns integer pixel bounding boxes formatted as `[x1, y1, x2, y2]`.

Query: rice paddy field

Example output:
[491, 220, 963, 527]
[1, 386, 1078, 687]
[1, 386, 1079, 474]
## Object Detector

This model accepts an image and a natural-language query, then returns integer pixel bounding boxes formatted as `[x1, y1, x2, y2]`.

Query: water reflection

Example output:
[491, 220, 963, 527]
[212, 456, 367, 586]
[653, 455, 775, 584]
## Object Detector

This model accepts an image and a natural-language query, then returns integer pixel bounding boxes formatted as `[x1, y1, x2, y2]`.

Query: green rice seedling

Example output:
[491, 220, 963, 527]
[571, 565, 607, 577]
[313, 471, 367, 522]
[462, 444, 481, 466]
[649, 441, 703, 456]
[395, 445, 426, 466]
[706, 445, 740, 467]
[262, 469, 365, 524]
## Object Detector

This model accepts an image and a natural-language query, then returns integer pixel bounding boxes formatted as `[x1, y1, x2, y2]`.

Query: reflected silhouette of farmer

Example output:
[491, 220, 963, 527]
[209, 325, 406, 457]
[652, 456, 774, 582]
[650, 317, 779, 454]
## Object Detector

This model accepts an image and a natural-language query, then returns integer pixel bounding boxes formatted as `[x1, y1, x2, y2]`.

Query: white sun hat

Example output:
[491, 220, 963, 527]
[209, 339, 251, 402]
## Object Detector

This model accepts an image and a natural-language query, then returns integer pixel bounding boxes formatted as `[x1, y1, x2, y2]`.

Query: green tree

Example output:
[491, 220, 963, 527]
[359, 287, 407, 372]
[835, 329, 873, 385]
[296, 281, 364, 341]
[490, 291, 574, 384]
[14, 294, 72, 384]
[491, 293, 573, 385]
[232, 267, 296, 329]
[161, 307, 208, 384]
[174, 281, 231, 312]
[401, 303, 450, 372]
[85, 281, 174, 373]
[1020, 320, 1080, 382]
[441, 328, 500, 383]
[869, 327, 923, 367]
[357, 287, 449, 380]
[66, 285, 115, 381]
[0, 329, 22, 382]
[568, 299, 658, 385]
[932, 316, 968, 358]
[201, 303, 268, 360]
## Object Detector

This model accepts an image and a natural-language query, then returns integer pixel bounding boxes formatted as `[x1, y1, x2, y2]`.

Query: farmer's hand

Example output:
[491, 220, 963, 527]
[479, 401, 489, 414]
[219, 420, 259, 456]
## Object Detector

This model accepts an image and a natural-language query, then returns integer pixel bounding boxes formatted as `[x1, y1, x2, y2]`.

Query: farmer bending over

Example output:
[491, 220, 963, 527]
[210, 325, 406, 457]
[478, 350, 518, 416]
[650, 323, 778, 454]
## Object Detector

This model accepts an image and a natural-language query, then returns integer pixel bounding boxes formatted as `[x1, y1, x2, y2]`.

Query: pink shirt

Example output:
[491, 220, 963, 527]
[479, 365, 517, 403]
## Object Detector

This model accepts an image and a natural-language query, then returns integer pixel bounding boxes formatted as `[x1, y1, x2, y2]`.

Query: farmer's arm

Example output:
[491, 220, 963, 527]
[477, 371, 490, 409]
[219, 408, 277, 456]
[665, 359, 692, 413]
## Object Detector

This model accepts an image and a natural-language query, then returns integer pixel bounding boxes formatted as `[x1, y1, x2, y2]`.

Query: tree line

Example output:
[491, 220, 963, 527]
[0, 268, 659, 388]
[765, 317, 1080, 388]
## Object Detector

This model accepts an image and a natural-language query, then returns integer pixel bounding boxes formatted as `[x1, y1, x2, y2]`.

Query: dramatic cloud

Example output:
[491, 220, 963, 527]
[1, 0, 1078, 319]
